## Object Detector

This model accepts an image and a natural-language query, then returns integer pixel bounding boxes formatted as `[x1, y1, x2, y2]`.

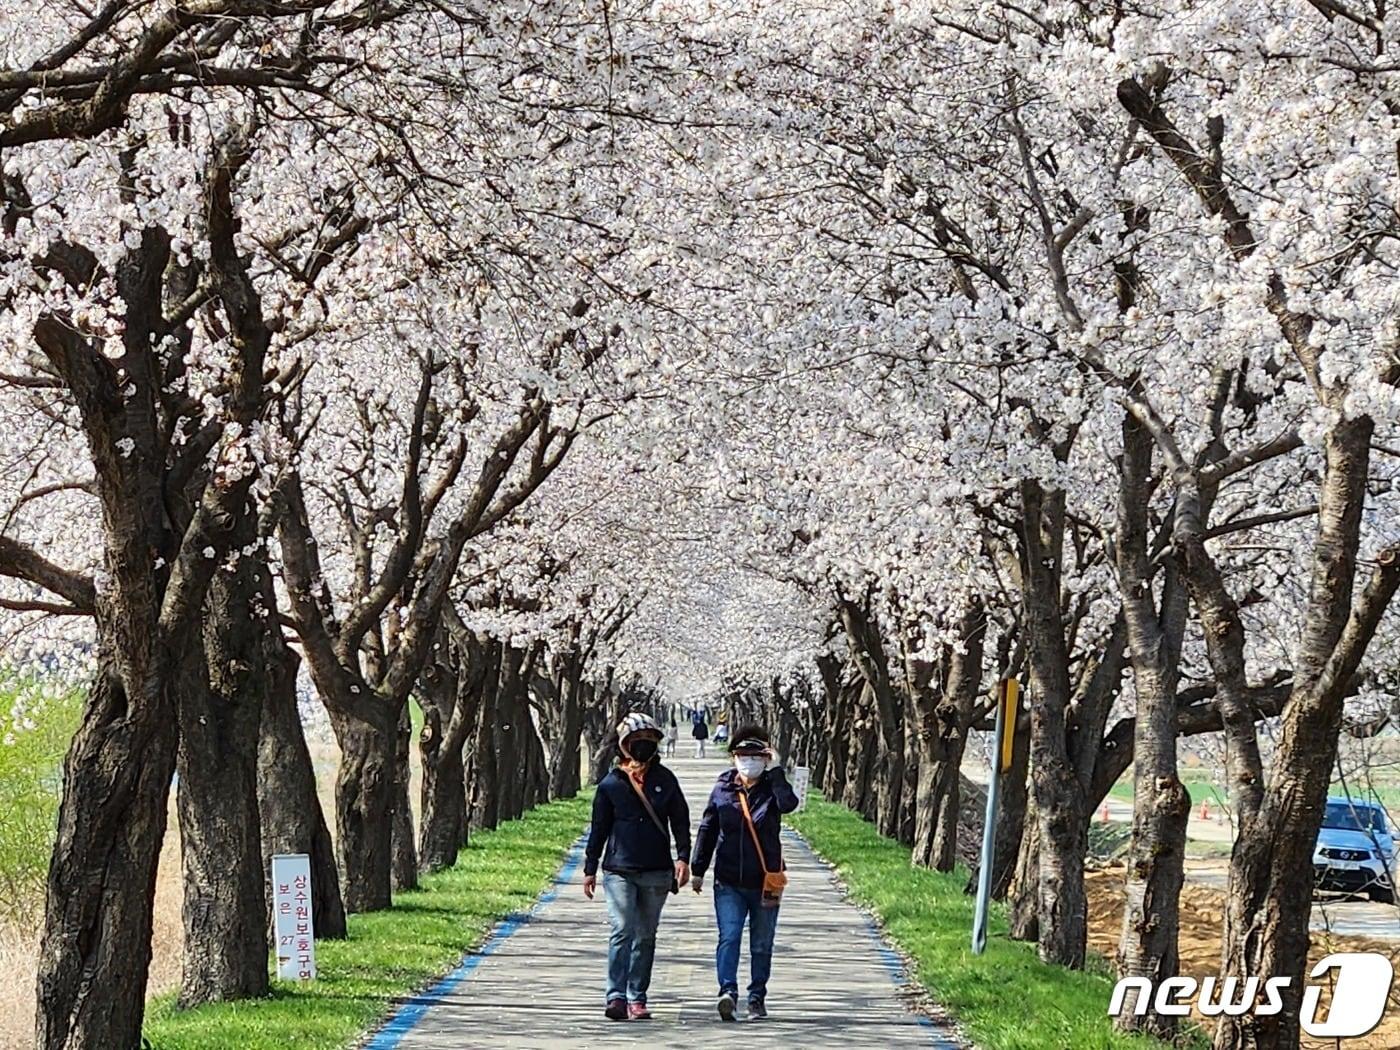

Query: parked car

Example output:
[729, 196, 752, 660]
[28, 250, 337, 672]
[1313, 797, 1396, 903]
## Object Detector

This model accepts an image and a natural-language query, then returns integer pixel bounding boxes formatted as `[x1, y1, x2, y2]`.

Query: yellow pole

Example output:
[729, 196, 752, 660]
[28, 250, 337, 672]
[1000, 678, 1019, 773]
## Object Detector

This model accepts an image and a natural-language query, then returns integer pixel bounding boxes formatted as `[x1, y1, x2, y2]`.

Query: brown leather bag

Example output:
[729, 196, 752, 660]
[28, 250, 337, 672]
[737, 789, 788, 907]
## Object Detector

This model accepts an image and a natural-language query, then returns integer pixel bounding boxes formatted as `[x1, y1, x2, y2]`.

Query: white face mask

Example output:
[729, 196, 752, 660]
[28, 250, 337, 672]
[734, 756, 766, 779]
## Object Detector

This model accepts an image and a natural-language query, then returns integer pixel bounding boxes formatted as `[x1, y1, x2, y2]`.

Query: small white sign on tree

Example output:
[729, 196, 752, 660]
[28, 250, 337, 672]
[791, 767, 811, 811]
[271, 854, 316, 981]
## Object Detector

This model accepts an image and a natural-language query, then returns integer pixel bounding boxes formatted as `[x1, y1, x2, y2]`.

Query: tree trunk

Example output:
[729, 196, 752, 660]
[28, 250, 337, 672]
[898, 687, 918, 847]
[524, 712, 549, 809]
[175, 555, 268, 1007]
[548, 665, 583, 799]
[1020, 479, 1088, 968]
[418, 652, 466, 874]
[1116, 76, 1400, 1048]
[1008, 793, 1040, 942]
[470, 652, 502, 830]
[822, 672, 853, 800]
[586, 682, 623, 786]
[1114, 410, 1190, 1038]
[808, 663, 834, 787]
[842, 692, 876, 817]
[909, 663, 948, 869]
[929, 759, 964, 866]
[1213, 417, 1398, 1050]
[256, 636, 346, 939]
[330, 708, 397, 913]
[913, 733, 961, 868]
[840, 602, 905, 839]
[420, 737, 467, 871]
[35, 663, 178, 1050]
[1033, 746, 1088, 967]
[519, 659, 549, 810]
[419, 625, 491, 872]
[912, 602, 985, 871]
[990, 708, 1031, 901]
[30, 213, 267, 1050]
[390, 703, 417, 892]
[495, 647, 527, 822]
[876, 734, 906, 840]
[587, 726, 614, 785]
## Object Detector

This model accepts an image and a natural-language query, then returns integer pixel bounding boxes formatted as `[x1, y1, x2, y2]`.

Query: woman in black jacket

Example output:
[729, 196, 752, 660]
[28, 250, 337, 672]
[689, 724, 799, 1021]
[583, 713, 691, 1022]
[691, 714, 709, 758]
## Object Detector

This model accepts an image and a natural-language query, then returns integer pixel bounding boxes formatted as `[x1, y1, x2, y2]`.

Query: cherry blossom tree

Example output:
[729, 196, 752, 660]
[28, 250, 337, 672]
[4, 4, 1400, 1050]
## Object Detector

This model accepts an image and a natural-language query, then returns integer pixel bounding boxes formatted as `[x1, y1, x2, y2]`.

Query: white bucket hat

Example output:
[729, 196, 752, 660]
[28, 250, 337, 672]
[616, 712, 661, 741]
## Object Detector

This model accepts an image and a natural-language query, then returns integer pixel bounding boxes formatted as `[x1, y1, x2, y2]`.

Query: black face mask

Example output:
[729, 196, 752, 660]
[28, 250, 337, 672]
[627, 738, 658, 762]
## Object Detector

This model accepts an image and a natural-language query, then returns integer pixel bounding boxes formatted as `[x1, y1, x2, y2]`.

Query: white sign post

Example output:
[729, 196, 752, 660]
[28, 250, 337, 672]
[791, 766, 811, 811]
[271, 853, 316, 981]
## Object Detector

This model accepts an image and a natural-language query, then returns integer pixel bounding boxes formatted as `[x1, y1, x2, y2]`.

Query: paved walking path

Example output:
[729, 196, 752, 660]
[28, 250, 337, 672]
[372, 756, 964, 1049]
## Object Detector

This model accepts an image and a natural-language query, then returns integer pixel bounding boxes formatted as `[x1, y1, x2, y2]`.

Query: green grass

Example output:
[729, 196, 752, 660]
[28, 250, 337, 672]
[0, 677, 82, 919]
[143, 792, 590, 1050]
[788, 796, 1207, 1050]
[1337, 783, 1400, 810]
[1108, 774, 1221, 808]
[1110, 772, 1400, 813]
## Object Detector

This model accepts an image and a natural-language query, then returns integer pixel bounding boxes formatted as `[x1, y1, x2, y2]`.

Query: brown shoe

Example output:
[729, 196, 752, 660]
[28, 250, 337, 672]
[605, 998, 628, 1021]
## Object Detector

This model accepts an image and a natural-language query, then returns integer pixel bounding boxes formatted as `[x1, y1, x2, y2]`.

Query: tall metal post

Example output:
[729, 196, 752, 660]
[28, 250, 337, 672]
[973, 678, 1018, 955]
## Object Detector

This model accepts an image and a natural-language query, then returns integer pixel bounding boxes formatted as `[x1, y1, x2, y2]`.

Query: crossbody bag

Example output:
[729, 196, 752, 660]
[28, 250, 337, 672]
[737, 789, 788, 907]
[625, 771, 680, 894]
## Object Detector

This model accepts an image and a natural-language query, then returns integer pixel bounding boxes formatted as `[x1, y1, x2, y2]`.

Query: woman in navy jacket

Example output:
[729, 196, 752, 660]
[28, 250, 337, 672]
[583, 713, 691, 1021]
[689, 724, 799, 1021]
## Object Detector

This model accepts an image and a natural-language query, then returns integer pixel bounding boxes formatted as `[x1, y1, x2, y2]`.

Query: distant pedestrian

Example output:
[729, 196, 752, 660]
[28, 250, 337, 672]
[690, 724, 799, 1021]
[665, 715, 679, 757]
[692, 715, 709, 758]
[583, 713, 691, 1022]
[713, 721, 729, 747]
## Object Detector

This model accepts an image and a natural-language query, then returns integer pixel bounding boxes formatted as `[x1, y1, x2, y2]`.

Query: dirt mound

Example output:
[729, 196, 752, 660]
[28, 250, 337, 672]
[1085, 868, 1400, 1048]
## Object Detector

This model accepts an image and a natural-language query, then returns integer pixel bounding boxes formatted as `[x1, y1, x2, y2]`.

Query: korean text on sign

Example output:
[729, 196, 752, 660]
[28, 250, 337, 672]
[270, 853, 316, 981]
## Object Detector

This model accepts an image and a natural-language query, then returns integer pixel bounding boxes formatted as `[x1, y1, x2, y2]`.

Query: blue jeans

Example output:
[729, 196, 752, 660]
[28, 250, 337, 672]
[603, 869, 671, 1003]
[714, 881, 780, 1002]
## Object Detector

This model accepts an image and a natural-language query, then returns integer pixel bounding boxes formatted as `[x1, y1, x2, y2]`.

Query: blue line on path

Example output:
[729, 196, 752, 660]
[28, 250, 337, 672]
[363, 830, 588, 1050]
[856, 910, 965, 1048]
[785, 827, 964, 1049]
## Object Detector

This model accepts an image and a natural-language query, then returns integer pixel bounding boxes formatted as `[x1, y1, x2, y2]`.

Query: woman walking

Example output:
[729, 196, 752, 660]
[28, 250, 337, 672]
[690, 725, 799, 1021]
[691, 713, 708, 758]
[583, 713, 691, 1021]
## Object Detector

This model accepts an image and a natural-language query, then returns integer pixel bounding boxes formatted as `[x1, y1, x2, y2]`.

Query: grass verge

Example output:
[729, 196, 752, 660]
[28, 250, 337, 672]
[0, 677, 82, 919]
[143, 792, 590, 1050]
[1108, 774, 1220, 808]
[788, 796, 1207, 1050]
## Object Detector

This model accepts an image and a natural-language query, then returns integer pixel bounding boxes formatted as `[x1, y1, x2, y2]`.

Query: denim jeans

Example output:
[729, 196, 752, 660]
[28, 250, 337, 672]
[714, 880, 780, 1002]
[603, 869, 672, 1004]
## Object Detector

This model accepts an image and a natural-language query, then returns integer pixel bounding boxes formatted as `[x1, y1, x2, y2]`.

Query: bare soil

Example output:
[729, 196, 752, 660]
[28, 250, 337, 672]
[1086, 867, 1400, 1048]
